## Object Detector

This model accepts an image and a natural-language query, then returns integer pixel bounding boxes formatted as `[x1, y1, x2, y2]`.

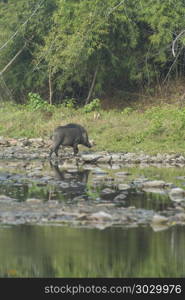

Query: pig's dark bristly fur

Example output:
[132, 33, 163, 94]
[49, 123, 92, 158]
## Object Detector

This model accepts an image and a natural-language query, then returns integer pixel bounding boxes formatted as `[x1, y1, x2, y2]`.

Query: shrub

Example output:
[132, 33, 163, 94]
[63, 98, 76, 109]
[27, 93, 53, 112]
[121, 107, 134, 115]
[83, 98, 101, 113]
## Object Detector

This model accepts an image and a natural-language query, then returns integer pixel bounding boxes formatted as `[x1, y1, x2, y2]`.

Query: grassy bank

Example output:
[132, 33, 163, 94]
[0, 101, 185, 154]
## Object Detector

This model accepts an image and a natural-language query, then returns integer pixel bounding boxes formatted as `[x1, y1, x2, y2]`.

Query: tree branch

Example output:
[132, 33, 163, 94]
[85, 65, 99, 104]
[172, 30, 185, 57]
[107, 0, 125, 15]
[0, 43, 26, 75]
[163, 46, 182, 84]
[0, 0, 44, 51]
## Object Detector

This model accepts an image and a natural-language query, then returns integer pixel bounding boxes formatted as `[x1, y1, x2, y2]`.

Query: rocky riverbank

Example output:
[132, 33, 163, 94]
[1, 136, 185, 165]
[0, 137, 185, 230]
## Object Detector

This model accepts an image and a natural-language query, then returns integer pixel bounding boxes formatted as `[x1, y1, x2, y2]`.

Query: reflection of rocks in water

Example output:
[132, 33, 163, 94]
[1, 158, 185, 228]
[49, 161, 90, 201]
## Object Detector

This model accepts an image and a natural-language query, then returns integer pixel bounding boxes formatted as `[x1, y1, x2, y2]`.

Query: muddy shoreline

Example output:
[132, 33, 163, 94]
[0, 137, 185, 230]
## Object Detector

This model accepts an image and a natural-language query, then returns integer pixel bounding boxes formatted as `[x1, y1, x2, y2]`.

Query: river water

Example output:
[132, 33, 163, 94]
[0, 225, 185, 277]
[0, 159, 185, 277]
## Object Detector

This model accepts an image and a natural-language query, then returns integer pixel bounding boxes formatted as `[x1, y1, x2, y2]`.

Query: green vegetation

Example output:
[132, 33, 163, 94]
[26, 92, 53, 112]
[1, 0, 185, 104]
[1, 101, 185, 154]
[1, 1, 185, 154]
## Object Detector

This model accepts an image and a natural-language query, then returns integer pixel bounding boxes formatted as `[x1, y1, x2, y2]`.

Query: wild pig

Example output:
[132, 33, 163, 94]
[49, 123, 92, 158]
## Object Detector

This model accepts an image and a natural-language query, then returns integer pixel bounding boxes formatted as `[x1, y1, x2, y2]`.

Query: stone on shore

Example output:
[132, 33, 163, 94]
[169, 188, 185, 201]
[141, 180, 167, 188]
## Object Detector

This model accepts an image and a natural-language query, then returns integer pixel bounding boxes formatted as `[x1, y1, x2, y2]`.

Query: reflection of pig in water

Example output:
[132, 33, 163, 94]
[49, 123, 92, 158]
[50, 161, 90, 184]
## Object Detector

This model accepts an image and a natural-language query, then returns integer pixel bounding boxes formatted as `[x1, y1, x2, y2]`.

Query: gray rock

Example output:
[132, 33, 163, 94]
[141, 180, 166, 188]
[0, 195, 17, 202]
[111, 154, 122, 162]
[169, 188, 185, 201]
[111, 164, 122, 169]
[142, 188, 166, 195]
[27, 171, 42, 177]
[0, 173, 10, 180]
[176, 156, 185, 163]
[82, 154, 102, 162]
[92, 168, 108, 175]
[0, 137, 9, 146]
[113, 193, 127, 201]
[40, 176, 53, 182]
[122, 153, 135, 159]
[115, 172, 130, 177]
[176, 176, 185, 180]
[151, 223, 170, 232]
[26, 198, 43, 203]
[88, 211, 113, 222]
[118, 184, 131, 190]
[172, 213, 185, 222]
[98, 156, 112, 163]
[133, 177, 148, 185]
[152, 214, 169, 225]
[73, 196, 85, 201]
[101, 188, 115, 194]
[59, 182, 70, 188]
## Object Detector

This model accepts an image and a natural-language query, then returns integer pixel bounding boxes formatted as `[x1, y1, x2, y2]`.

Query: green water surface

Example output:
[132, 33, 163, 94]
[0, 225, 184, 278]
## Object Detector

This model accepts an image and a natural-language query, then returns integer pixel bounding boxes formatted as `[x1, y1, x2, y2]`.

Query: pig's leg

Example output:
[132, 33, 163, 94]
[49, 142, 61, 158]
[73, 144, 79, 156]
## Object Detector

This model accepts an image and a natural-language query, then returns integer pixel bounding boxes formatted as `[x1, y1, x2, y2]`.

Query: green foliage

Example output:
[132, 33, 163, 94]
[177, 107, 185, 129]
[121, 107, 134, 115]
[83, 98, 101, 113]
[150, 117, 164, 135]
[1, 0, 185, 103]
[144, 106, 164, 135]
[27, 92, 52, 112]
[63, 98, 76, 109]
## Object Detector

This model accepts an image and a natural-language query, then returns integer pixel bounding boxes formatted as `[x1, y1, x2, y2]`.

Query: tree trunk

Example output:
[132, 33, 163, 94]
[85, 65, 99, 105]
[48, 71, 53, 105]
